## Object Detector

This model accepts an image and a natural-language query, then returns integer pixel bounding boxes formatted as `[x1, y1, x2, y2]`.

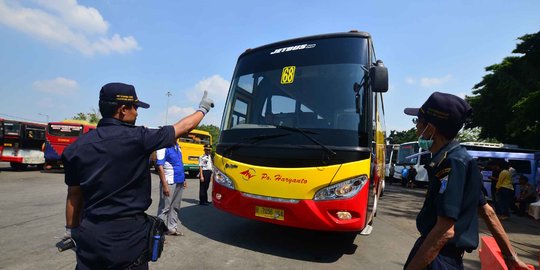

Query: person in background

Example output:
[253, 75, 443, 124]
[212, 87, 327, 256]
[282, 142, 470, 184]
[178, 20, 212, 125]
[496, 161, 514, 220]
[488, 160, 501, 209]
[516, 175, 536, 216]
[156, 140, 186, 236]
[198, 144, 213, 205]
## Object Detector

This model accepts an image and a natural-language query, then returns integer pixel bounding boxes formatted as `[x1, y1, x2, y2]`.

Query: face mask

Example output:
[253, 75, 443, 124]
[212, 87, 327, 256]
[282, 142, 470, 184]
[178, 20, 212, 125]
[418, 125, 434, 151]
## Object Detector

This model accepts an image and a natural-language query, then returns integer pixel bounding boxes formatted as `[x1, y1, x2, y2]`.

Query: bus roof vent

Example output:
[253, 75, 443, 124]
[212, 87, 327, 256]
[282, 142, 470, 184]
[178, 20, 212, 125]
[460, 141, 519, 149]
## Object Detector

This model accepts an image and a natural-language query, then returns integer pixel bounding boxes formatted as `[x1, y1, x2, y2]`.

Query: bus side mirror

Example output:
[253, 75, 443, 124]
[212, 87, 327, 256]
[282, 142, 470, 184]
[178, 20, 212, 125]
[370, 60, 388, 93]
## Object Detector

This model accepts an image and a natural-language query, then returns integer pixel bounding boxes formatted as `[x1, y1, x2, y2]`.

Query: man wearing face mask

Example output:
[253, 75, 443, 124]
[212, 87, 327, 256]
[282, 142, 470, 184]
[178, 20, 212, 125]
[403, 92, 529, 270]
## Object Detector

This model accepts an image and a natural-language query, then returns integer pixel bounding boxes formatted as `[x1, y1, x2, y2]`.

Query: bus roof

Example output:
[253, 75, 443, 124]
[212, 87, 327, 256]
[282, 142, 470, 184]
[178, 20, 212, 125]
[240, 31, 371, 58]
[50, 120, 97, 127]
[189, 129, 210, 135]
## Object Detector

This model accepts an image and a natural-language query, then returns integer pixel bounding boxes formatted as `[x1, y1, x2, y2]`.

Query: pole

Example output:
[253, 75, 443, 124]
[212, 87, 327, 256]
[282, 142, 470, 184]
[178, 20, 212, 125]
[165, 91, 172, 125]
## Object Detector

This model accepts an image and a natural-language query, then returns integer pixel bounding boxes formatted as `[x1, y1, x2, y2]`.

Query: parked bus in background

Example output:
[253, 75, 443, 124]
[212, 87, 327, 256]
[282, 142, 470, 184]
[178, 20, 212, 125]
[461, 142, 538, 200]
[385, 144, 399, 181]
[393, 141, 431, 187]
[43, 120, 96, 170]
[212, 31, 389, 232]
[178, 129, 212, 177]
[0, 118, 46, 170]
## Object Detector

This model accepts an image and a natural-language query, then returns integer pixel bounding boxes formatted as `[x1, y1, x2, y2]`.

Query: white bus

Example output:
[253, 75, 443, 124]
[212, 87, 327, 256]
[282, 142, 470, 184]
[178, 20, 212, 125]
[461, 142, 539, 200]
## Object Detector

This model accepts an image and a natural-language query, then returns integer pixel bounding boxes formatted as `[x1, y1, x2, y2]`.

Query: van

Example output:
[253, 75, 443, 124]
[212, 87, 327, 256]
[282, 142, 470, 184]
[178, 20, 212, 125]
[392, 141, 431, 187]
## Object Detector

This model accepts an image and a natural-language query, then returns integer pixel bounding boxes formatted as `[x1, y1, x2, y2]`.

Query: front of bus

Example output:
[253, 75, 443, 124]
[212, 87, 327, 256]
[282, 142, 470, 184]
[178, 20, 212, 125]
[43, 122, 84, 168]
[212, 32, 387, 231]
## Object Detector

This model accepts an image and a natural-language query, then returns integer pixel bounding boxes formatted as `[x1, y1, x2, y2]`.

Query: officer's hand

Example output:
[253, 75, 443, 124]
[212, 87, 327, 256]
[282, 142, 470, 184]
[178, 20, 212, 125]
[163, 187, 170, 197]
[63, 227, 78, 241]
[198, 90, 214, 115]
[183, 182, 187, 189]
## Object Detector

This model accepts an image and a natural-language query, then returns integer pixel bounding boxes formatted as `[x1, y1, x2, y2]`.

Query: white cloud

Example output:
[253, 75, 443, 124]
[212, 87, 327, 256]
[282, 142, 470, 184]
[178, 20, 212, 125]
[33, 77, 79, 95]
[405, 77, 416, 85]
[420, 74, 452, 88]
[187, 75, 230, 103]
[0, 0, 139, 56]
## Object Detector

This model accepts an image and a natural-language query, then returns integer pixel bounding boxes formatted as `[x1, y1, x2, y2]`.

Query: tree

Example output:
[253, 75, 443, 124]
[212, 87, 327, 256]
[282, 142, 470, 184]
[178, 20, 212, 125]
[197, 124, 220, 149]
[387, 128, 417, 144]
[72, 108, 101, 124]
[466, 31, 540, 149]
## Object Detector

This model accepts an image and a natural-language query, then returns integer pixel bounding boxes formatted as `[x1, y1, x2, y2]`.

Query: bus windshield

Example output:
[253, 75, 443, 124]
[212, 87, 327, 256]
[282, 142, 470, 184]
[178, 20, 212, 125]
[397, 143, 419, 165]
[4, 122, 21, 136]
[48, 124, 83, 137]
[179, 133, 211, 145]
[221, 37, 369, 148]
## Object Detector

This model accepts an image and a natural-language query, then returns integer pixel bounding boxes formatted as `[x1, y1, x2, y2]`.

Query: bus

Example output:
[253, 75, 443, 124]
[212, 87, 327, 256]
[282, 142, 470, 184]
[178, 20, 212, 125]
[212, 31, 389, 232]
[385, 144, 399, 180]
[0, 118, 46, 170]
[43, 120, 96, 169]
[393, 141, 431, 187]
[178, 129, 212, 177]
[461, 142, 539, 200]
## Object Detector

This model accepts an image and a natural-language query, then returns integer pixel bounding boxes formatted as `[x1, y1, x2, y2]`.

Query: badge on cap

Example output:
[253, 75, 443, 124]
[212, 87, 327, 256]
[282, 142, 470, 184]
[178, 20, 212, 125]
[439, 176, 448, 194]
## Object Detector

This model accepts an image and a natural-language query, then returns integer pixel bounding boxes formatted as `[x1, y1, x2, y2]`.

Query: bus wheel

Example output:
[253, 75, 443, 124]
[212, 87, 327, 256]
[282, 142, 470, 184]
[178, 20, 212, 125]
[10, 162, 28, 171]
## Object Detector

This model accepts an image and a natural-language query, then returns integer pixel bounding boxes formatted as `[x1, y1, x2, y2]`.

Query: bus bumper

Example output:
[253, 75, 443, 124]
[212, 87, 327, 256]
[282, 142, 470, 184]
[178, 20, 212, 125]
[212, 183, 369, 232]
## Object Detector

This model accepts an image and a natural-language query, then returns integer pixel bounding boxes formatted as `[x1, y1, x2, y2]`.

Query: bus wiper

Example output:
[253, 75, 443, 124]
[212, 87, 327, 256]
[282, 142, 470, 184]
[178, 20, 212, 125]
[223, 133, 290, 156]
[272, 125, 336, 157]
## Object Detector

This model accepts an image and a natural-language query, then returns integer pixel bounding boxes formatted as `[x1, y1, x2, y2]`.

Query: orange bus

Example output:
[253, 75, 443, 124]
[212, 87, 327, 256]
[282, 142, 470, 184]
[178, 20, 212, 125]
[212, 31, 389, 232]
[0, 118, 46, 170]
[43, 120, 96, 169]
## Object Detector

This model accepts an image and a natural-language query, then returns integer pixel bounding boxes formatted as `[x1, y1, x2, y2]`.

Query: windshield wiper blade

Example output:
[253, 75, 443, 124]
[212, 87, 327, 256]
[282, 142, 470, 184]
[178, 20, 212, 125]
[223, 133, 290, 155]
[272, 125, 336, 157]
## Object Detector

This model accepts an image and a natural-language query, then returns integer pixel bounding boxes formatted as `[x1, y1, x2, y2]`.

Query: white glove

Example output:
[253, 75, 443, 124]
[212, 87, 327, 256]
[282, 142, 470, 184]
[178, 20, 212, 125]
[197, 90, 214, 115]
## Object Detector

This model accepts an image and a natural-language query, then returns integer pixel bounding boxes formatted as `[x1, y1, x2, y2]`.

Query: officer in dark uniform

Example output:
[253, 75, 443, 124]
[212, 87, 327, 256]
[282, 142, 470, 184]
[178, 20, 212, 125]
[401, 92, 532, 270]
[402, 92, 479, 270]
[61, 82, 213, 269]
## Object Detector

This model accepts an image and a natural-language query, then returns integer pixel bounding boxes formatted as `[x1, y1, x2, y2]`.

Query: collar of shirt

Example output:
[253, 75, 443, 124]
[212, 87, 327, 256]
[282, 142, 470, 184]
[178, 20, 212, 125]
[98, 117, 136, 128]
[429, 140, 460, 168]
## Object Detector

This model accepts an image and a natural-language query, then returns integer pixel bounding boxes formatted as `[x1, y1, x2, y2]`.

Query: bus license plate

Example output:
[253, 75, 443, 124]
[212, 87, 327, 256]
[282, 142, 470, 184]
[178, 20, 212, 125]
[255, 206, 284, 221]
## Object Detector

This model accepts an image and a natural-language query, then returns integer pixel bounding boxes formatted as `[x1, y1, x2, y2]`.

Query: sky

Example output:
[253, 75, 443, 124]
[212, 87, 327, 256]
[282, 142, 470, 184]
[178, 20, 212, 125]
[0, 0, 539, 132]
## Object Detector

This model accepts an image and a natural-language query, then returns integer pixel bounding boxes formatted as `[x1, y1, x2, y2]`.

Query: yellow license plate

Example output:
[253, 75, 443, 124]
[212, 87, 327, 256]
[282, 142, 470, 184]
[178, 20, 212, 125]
[255, 206, 284, 221]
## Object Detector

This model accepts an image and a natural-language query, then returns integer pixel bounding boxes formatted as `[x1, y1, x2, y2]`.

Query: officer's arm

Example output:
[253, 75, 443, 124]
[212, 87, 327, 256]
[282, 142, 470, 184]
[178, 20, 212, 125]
[65, 186, 82, 229]
[405, 216, 455, 270]
[478, 204, 530, 270]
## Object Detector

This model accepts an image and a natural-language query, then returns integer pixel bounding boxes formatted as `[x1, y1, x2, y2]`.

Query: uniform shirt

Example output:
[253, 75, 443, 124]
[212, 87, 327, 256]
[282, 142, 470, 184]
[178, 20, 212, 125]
[416, 140, 483, 251]
[496, 169, 514, 190]
[199, 153, 213, 171]
[156, 143, 185, 184]
[62, 118, 175, 219]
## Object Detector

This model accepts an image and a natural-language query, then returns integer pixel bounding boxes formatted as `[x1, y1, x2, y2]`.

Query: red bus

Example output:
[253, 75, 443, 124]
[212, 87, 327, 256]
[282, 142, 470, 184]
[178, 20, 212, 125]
[43, 120, 96, 169]
[0, 118, 46, 170]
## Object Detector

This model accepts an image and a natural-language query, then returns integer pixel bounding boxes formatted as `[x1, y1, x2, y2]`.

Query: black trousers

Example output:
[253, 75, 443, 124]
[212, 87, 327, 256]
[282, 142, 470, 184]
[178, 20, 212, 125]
[404, 237, 464, 270]
[199, 170, 212, 203]
[76, 215, 149, 270]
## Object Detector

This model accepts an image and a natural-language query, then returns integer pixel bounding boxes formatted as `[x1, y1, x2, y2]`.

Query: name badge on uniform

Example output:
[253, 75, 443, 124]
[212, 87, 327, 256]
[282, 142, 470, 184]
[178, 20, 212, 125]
[439, 176, 449, 194]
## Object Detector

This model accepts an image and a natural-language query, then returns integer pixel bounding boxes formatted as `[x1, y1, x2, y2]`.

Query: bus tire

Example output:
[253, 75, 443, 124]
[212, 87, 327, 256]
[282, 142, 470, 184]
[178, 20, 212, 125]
[10, 162, 28, 171]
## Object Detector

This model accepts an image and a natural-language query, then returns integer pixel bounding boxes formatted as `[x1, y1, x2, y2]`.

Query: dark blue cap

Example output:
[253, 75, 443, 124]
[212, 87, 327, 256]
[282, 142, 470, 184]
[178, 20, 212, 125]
[99, 82, 150, 109]
[404, 92, 472, 137]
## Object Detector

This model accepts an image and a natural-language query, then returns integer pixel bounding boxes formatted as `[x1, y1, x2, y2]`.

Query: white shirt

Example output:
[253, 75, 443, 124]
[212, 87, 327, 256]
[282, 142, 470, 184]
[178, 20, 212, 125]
[199, 154, 213, 171]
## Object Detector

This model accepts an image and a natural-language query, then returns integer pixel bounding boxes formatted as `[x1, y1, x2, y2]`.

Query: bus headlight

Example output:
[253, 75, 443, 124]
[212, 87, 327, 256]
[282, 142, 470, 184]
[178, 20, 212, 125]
[214, 168, 235, 190]
[313, 175, 368, 201]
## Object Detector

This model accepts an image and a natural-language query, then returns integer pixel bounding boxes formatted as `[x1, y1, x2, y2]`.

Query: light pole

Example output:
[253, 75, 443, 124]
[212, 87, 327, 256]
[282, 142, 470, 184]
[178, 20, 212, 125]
[38, 113, 49, 123]
[165, 91, 172, 125]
